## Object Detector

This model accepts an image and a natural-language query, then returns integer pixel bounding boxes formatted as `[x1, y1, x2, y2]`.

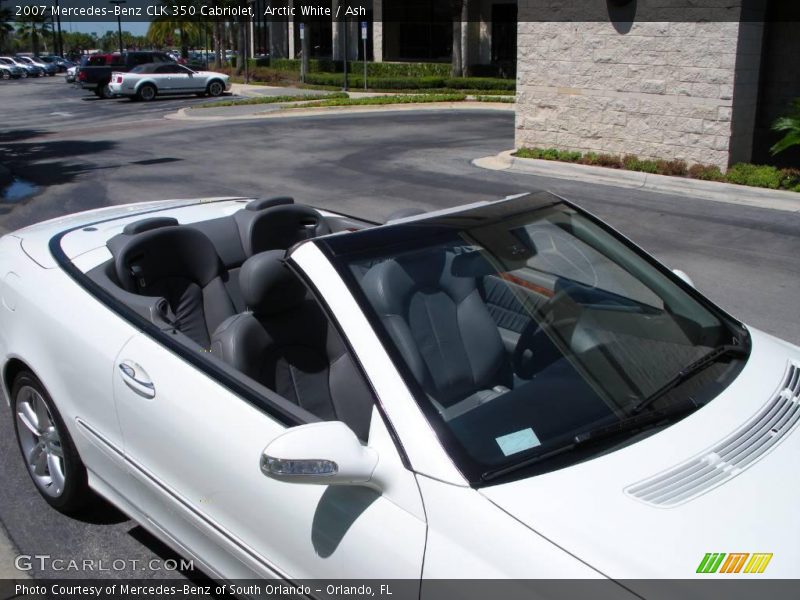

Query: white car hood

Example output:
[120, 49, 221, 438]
[481, 329, 800, 580]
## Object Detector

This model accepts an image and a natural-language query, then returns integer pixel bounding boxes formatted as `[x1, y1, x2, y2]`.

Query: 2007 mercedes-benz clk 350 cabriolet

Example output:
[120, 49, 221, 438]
[0, 192, 797, 586]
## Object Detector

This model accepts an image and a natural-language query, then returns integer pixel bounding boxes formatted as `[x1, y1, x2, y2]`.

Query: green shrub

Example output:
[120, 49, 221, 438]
[302, 72, 514, 91]
[515, 148, 578, 161]
[588, 153, 623, 168]
[442, 77, 516, 91]
[688, 163, 725, 181]
[655, 159, 688, 176]
[271, 59, 453, 78]
[779, 168, 800, 191]
[725, 163, 782, 189]
[623, 155, 659, 173]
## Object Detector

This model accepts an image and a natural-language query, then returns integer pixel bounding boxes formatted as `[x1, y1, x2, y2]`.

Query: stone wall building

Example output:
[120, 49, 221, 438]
[514, 0, 798, 169]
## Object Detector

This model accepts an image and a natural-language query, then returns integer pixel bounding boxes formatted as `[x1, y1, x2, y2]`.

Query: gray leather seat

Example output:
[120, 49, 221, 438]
[361, 249, 512, 414]
[233, 201, 331, 256]
[111, 225, 236, 348]
[211, 251, 373, 440]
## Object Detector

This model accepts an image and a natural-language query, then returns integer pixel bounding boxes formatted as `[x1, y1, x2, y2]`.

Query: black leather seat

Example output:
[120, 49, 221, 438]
[111, 226, 236, 348]
[361, 248, 512, 418]
[211, 251, 373, 440]
[233, 201, 331, 256]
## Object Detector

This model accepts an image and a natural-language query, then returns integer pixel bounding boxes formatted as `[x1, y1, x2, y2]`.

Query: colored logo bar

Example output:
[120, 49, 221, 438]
[697, 553, 773, 574]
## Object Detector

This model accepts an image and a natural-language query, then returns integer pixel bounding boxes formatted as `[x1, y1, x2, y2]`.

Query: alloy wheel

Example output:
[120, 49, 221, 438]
[15, 386, 66, 497]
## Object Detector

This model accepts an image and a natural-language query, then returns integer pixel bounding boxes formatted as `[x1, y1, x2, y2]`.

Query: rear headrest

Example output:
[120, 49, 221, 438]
[234, 203, 331, 257]
[113, 226, 221, 293]
[246, 196, 294, 211]
[239, 250, 307, 315]
[123, 217, 179, 235]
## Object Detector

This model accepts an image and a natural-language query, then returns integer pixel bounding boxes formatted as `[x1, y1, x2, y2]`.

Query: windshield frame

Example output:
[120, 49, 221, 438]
[317, 192, 751, 486]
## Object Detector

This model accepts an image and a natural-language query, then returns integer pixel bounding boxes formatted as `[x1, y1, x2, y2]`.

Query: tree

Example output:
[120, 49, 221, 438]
[0, 6, 14, 52]
[771, 99, 800, 156]
[62, 31, 97, 55]
[15, 14, 52, 55]
[449, 0, 468, 77]
[147, 0, 203, 58]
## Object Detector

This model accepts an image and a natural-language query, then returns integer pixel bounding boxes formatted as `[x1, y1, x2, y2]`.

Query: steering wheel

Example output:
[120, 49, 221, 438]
[511, 289, 571, 379]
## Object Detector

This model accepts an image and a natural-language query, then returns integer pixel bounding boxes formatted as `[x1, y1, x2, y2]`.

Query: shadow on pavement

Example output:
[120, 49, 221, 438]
[0, 130, 49, 144]
[0, 139, 117, 189]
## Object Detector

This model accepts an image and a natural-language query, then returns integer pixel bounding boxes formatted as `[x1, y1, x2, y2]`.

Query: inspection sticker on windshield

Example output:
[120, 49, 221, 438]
[496, 428, 541, 456]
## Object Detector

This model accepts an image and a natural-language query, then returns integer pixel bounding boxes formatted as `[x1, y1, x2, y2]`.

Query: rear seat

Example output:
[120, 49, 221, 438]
[104, 196, 331, 344]
[191, 197, 330, 311]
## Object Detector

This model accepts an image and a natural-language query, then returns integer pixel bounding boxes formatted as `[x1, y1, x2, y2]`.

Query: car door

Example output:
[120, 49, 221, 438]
[113, 331, 426, 585]
[174, 65, 202, 91]
[154, 64, 178, 91]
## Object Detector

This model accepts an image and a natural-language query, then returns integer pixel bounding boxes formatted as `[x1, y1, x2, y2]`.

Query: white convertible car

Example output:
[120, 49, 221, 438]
[108, 63, 230, 101]
[0, 193, 797, 590]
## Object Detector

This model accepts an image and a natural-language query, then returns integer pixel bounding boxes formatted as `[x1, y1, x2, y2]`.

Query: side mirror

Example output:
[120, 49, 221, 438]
[261, 421, 378, 487]
[672, 269, 695, 288]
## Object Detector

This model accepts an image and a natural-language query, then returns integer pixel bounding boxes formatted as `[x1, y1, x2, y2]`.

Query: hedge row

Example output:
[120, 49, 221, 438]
[303, 72, 515, 91]
[269, 58, 452, 78]
[515, 147, 800, 192]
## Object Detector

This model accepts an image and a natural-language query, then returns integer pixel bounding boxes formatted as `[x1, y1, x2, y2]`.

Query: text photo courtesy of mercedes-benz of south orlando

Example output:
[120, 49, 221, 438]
[0, 1, 798, 600]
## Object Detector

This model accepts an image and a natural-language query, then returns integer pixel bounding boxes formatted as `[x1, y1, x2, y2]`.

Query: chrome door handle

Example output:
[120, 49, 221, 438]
[118, 361, 155, 399]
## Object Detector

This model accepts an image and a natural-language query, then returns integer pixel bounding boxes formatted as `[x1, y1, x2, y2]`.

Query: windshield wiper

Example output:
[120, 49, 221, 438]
[481, 400, 696, 482]
[630, 342, 748, 414]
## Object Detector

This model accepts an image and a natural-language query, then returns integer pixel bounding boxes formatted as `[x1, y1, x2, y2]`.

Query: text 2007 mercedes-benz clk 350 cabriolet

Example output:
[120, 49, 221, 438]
[0, 192, 797, 588]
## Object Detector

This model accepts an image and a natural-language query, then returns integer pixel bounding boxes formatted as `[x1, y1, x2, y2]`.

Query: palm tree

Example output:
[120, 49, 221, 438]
[771, 99, 800, 156]
[147, 0, 202, 58]
[0, 7, 14, 52]
[15, 15, 52, 55]
[449, 0, 467, 77]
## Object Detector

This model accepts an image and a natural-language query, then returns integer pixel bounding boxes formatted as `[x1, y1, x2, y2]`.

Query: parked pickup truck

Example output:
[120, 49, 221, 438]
[76, 51, 175, 98]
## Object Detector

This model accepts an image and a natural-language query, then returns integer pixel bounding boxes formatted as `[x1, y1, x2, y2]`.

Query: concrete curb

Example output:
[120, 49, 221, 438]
[167, 101, 515, 122]
[473, 150, 800, 213]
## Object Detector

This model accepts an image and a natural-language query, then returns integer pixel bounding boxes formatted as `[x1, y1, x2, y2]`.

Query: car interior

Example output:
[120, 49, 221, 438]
[86, 197, 375, 439]
[83, 195, 544, 443]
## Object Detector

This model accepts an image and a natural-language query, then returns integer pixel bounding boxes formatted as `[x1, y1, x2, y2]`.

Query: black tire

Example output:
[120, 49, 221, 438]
[96, 83, 113, 99]
[20, 70, 27, 79]
[11, 371, 91, 514]
[1, 71, 9, 80]
[137, 83, 157, 102]
[206, 79, 224, 97]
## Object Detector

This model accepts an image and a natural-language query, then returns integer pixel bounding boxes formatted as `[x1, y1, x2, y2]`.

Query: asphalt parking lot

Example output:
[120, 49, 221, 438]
[1, 75, 799, 578]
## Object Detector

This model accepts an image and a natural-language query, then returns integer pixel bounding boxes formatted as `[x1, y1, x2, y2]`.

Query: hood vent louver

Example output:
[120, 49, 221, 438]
[626, 361, 800, 508]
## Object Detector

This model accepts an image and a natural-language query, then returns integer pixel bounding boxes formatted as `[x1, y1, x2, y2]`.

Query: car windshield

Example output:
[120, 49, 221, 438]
[324, 192, 749, 483]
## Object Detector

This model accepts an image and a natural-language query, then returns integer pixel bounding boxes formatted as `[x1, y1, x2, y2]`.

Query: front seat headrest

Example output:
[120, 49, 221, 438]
[239, 250, 307, 315]
[113, 226, 221, 293]
[234, 204, 331, 257]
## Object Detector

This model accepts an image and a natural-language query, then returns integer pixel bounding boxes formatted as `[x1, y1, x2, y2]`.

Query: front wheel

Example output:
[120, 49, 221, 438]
[1, 71, 9, 80]
[20, 70, 28, 79]
[11, 371, 92, 513]
[206, 80, 224, 97]
[137, 83, 156, 102]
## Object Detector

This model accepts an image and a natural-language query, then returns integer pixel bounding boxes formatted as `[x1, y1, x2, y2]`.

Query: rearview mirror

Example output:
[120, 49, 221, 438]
[672, 269, 695, 288]
[261, 421, 378, 487]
